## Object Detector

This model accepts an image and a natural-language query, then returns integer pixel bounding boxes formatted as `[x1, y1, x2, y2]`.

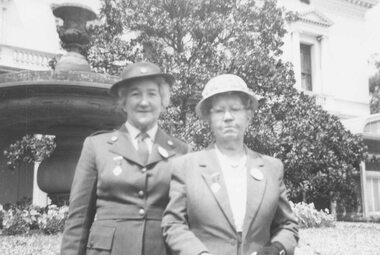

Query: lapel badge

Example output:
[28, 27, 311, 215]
[112, 156, 123, 176]
[158, 146, 169, 158]
[210, 172, 220, 183]
[113, 165, 122, 176]
[211, 182, 221, 193]
[113, 156, 123, 161]
[210, 173, 221, 193]
[250, 168, 264, 181]
[167, 140, 174, 146]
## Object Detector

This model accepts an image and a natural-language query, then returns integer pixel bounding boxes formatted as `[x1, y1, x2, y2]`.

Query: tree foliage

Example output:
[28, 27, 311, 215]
[369, 61, 380, 114]
[3, 135, 56, 170]
[88, 0, 367, 211]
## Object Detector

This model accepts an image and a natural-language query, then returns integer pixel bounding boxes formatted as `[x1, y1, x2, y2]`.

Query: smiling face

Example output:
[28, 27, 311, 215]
[121, 78, 163, 132]
[208, 92, 252, 143]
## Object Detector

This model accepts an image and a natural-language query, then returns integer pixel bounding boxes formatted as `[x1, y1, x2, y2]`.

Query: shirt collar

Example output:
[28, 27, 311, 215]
[125, 121, 158, 141]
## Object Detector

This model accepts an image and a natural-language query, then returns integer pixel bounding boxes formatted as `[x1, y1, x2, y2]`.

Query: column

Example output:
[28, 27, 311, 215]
[0, 0, 10, 44]
[360, 161, 367, 217]
[32, 161, 49, 207]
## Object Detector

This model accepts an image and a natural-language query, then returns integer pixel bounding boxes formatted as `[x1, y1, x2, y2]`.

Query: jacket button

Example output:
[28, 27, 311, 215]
[141, 167, 147, 173]
[138, 190, 144, 197]
[139, 208, 145, 216]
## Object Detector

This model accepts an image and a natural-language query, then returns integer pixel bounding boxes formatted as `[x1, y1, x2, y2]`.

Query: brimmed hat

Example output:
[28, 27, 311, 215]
[195, 74, 258, 119]
[109, 62, 175, 97]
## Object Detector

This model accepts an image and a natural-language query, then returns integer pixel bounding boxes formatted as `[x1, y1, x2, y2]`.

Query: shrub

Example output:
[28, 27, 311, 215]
[0, 204, 4, 229]
[2, 209, 31, 235]
[291, 202, 335, 228]
[0, 201, 68, 235]
[3, 134, 56, 170]
[38, 205, 69, 235]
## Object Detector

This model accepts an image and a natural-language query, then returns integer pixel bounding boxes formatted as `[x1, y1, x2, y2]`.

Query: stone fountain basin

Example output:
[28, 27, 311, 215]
[0, 70, 124, 135]
[0, 70, 124, 195]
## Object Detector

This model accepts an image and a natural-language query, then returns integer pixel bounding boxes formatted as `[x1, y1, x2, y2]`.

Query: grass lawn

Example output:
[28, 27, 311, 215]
[0, 222, 379, 254]
[296, 222, 380, 255]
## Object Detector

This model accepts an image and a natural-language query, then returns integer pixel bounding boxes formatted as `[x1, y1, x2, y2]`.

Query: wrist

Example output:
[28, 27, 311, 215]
[270, 242, 286, 255]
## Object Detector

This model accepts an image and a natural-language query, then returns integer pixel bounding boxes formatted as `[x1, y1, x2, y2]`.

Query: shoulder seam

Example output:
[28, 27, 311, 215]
[89, 130, 115, 137]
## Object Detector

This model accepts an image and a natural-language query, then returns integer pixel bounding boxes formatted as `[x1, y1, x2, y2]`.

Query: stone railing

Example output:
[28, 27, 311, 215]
[0, 44, 59, 71]
[303, 90, 328, 107]
[314, 93, 328, 106]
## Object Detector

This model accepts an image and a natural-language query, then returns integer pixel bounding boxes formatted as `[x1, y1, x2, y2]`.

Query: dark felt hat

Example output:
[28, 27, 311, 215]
[109, 62, 175, 97]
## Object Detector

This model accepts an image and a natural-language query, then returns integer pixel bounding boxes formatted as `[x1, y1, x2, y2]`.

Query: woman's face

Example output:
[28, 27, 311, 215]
[121, 79, 162, 132]
[208, 93, 252, 143]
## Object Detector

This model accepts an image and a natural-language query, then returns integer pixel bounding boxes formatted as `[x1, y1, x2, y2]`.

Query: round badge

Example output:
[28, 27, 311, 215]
[113, 166, 122, 176]
[250, 168, 264, 181]
[158, 146, 169, 158]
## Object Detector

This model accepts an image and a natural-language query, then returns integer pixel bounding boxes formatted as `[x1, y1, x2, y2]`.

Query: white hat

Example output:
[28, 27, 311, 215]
[195, 74, 258, 119]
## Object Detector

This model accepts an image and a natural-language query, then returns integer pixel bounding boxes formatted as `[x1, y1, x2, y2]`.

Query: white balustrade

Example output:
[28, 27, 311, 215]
[0, 44, 57, 70]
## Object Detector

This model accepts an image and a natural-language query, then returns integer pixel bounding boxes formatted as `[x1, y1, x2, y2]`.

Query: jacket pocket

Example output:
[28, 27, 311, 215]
[87, 225, 116, 251]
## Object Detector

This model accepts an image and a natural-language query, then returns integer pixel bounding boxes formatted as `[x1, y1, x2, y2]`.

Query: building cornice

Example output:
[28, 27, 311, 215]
[344, 0, 379, 8]
[0, 0, 11, 5]
[298, 9, 334, 27]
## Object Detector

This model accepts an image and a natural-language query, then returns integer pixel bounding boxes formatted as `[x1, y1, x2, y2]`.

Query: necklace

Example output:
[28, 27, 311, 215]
[215, 145, 248, 169]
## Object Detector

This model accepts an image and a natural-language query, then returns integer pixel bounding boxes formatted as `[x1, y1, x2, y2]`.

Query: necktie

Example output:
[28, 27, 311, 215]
[137, 132, 149, 164]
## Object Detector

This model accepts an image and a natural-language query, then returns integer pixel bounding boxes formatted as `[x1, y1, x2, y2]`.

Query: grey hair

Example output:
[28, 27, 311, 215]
[116, 76, 171, 116]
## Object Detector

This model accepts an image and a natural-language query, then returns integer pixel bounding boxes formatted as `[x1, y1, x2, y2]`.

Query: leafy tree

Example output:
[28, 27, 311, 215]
[3, 135, 56, 170]
[88, 0, 366, 212]
[369, 61, 380, 114]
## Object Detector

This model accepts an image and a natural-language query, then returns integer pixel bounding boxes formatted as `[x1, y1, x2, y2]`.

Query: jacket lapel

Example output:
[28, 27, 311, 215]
[200, 146, 236, 232]
[109, 125, 144, 166]
[242, 149, 267, 241]
[147, 128, 176, 165]
[110, 126, 177, 167]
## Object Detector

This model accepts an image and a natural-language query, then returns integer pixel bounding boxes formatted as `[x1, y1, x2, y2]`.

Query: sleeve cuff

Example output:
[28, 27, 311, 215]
[271, 241, 286, 255]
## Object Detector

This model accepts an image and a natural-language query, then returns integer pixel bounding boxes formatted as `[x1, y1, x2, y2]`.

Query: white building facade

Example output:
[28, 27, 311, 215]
[279, 0, 377, 119]
[278, 0, 380, 217]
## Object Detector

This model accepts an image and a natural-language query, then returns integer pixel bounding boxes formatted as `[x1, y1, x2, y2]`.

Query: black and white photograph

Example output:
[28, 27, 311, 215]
[0, 0, 380, 254]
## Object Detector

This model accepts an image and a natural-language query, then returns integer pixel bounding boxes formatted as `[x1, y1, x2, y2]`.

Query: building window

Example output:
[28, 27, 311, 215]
[300, 44, 313, 91]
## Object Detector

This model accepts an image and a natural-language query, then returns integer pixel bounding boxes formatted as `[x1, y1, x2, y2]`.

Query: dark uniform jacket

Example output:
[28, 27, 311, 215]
[162, 146, 299, 255]
[60, 125, 190, 255]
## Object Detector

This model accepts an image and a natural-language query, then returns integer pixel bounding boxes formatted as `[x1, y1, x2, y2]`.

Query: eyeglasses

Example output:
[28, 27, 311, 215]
[210, 105, 247, 118]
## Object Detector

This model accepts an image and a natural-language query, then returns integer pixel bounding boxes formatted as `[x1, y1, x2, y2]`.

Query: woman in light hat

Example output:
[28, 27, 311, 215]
[162, 74, 299, 255]
[61, 62, 191, 255]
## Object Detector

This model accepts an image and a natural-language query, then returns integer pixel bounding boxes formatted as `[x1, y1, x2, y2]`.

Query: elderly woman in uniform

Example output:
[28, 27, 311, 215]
[61, 62, 190, 255]
[162, 74, 298, 255]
